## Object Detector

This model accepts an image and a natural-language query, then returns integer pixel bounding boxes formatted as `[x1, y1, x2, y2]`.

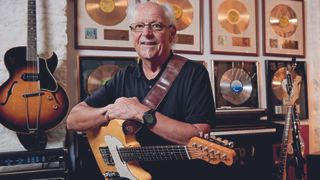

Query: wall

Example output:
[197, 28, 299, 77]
[0, 0, 319, 153]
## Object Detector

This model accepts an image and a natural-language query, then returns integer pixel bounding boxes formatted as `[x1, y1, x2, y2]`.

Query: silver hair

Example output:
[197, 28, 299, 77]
[127, 1, 177, 27]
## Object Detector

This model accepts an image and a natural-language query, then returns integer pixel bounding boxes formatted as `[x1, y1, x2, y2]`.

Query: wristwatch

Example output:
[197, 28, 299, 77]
[142, 109, 157, 126]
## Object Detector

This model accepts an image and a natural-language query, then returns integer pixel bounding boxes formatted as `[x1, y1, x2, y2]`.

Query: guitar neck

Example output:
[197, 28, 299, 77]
[100, 145, 190, 163]
[27, 0, 38, 63]
[278, 106, 293, 179]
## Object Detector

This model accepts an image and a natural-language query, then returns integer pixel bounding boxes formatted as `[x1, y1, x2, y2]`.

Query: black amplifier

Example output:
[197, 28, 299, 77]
[0, 148, 68, 179]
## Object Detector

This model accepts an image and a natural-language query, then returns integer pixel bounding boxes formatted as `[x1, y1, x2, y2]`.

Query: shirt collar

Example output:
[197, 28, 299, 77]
[133, 51, 174, 79]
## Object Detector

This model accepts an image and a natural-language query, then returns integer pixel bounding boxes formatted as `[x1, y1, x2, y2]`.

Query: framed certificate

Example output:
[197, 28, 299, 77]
[263, 0, 305, 57]
[210, 0, 258, 56]
[77, 56, 137, 101]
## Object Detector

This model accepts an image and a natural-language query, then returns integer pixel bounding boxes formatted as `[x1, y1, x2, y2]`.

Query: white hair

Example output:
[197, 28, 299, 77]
[127, 1, 177, 27]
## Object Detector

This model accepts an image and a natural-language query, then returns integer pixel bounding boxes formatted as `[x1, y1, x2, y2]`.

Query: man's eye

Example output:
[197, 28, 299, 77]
[152, 23, 162, 29]
[135, 24, 145, 29]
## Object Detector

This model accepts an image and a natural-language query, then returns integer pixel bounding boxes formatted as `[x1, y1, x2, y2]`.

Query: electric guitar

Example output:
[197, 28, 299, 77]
[87, 119, 237, 180]
[0, 0, 69, 133]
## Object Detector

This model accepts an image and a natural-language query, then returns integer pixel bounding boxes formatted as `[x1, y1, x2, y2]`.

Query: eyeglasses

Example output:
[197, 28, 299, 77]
[129, 22, 170, 32]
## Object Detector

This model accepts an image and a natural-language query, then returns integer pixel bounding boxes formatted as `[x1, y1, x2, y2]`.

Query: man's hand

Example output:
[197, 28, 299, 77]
[102, 97, 149, 122]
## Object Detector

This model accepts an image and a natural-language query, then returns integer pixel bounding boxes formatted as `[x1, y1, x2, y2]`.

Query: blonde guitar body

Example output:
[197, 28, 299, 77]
[87, 119, 151, 180]
[87, 119, 236, 180]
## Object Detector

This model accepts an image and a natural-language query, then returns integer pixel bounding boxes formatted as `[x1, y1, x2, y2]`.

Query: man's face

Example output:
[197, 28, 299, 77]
[130, 3, 175, 60]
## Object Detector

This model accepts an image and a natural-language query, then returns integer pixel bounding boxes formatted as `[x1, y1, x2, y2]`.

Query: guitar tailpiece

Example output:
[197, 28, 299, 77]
[104, 171, 120, 178]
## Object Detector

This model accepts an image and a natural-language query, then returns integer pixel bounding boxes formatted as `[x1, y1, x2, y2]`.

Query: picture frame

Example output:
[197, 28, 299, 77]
[263, 0, 305, 57]
[77, 56, 137, 101]
[211, 60, 260, 109]
[148, 0, 203, 54]
[265, 60, 308, 120]
[210, 0, 258, 56]
[75, 0, 143, 51]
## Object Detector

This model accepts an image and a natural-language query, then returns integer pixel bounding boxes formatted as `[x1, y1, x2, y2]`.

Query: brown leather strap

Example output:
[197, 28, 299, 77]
[142, 55, 187, 109]
[123, 55, 187, 135]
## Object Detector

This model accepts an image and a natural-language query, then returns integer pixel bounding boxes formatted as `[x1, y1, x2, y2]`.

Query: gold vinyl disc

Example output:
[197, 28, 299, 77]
[85, 0, 128, 26]
[271, 67, 302, 103]
[158, 0, 193, 31]
[218, 0, 250, 34]
[269, 4, 298, 38]
[86, 64, 120, 95]
[219, 68, 252, 105]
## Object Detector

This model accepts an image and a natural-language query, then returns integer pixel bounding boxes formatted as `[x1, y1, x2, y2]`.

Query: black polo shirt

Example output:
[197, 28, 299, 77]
[85, 55, 216, 180]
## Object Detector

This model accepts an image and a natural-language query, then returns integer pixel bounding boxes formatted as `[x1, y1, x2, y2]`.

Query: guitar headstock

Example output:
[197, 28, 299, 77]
[187, 135, 237, 166]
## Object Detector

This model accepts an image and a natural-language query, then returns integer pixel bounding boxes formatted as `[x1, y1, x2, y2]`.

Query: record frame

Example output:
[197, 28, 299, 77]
[77, 56, 137, 101]
[265, 60, 308, 121]
[148, 0, 203, 54]
[75, 0, 146, 51]
[211, 60, 260, 110]
[263, 0, 305, 57]
[210, 0, 258, 56]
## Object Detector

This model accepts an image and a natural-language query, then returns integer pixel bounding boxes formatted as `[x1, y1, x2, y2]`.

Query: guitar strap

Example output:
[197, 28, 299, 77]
[123, 54, 187, 134]
[142, 54, 187, 109]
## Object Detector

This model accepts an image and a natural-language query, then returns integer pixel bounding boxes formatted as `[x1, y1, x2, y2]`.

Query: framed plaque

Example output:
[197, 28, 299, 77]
[150, 0, 203, 54]
[211, 60, 260, 109]
[265, 60, 308, 120]
[77, 56, 137, 101]
[263, 0, 305, 57]
[75, 0, 143, 51]
[210, 0, 258, 56]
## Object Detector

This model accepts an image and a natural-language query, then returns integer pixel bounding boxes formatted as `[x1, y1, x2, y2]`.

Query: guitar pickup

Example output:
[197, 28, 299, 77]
[22, 92, 44, 98]
[99, 147, 114, 165]
[21, 73, 39, 81]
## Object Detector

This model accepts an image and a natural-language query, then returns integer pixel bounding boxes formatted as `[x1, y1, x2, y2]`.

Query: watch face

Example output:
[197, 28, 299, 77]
[143, 110, 156, 126]
[145, 114, 154, 124]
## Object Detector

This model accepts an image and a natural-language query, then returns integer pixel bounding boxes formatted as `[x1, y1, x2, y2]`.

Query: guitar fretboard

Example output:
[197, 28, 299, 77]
[99, 145, 190, 164]
[27, 0, 38, 63]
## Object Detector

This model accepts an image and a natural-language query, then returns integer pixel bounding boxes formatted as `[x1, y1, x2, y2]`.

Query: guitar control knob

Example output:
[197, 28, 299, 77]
[47, 95, 53, 100]
[52, 105, 58, 110]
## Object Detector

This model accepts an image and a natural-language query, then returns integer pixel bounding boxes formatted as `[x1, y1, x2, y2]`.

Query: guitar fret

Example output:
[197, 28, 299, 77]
[119, 146, 189, 162]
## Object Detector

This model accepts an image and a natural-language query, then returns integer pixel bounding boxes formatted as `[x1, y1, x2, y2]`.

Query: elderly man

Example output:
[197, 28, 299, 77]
[67, 2, 216, 179]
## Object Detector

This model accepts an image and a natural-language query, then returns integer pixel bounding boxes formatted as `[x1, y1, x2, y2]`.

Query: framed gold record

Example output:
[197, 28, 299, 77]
[211, 60, 260, 109]
[265, 60, 308, 120]
[149, 0, 203, 54]
[263, 0, 305, 57]
[210, 0, 258, 56]
[75, 0, 146, 50]
[77, 56, 137, 101]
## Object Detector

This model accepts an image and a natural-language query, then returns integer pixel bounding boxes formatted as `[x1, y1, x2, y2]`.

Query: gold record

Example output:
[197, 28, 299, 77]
[158, 0, 193, 31]
[218, 0, 250, 34]
[85, 0, 128, 26]
[219, 68, 252, 105]
[269, 4, 298, 38]
[271, 67, 302, 103]
[86, 64, 120, 95]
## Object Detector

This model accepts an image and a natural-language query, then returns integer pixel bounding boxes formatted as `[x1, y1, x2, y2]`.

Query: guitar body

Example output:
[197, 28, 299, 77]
[0, 46, 69, 133]
[87, 119, 151, 180]
[87, 119, 236, 180]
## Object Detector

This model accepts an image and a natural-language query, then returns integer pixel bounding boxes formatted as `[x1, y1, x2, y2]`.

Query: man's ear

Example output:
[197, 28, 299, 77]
[169, 25, 177, 42]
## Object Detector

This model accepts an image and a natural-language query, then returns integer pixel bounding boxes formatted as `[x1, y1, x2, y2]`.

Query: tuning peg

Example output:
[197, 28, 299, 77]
[204, 133, 209, 139]
[227, 141, 234, 148]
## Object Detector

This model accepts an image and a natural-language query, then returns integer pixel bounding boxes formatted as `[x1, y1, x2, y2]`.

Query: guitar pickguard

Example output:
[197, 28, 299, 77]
[105, 135, 138, 180]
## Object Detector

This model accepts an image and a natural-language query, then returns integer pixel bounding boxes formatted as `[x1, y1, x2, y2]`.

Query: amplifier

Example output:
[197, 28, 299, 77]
[307, 153, 320, 180]
[0, 148, 67, 176]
